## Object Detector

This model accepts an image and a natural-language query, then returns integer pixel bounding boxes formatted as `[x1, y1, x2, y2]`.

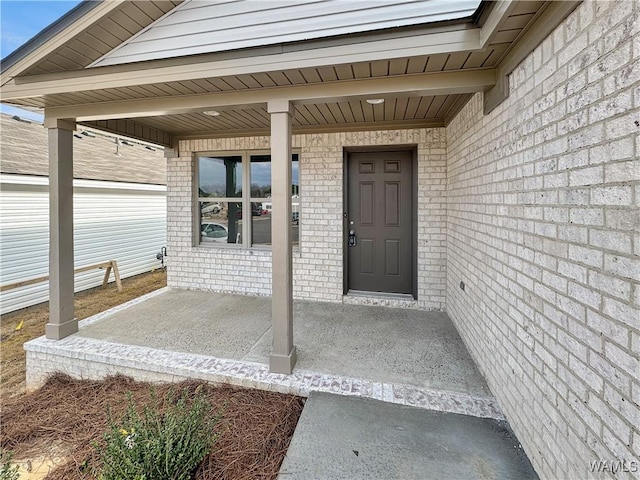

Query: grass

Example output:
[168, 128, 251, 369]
[0, 269, 167, 397]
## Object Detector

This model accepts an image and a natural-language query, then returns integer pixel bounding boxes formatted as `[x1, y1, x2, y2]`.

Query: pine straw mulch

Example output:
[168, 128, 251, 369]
[1, 269, 168, 398]
[1, 373, 304, 479]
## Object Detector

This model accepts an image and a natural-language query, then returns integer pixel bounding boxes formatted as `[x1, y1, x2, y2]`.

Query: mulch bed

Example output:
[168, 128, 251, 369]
[1, 373, 304, 479]
[1, 269, 168, 397]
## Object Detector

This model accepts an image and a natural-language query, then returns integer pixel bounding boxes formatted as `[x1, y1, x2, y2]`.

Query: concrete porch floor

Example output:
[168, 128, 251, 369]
[25, 288, 502, 419]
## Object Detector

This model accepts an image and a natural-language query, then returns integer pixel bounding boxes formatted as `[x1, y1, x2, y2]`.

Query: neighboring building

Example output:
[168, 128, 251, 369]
[0, 1, 637, 479]
[0, 113, 167, 314]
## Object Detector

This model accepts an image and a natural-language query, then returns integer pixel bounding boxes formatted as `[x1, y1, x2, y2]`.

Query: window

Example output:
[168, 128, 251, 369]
[198, 155, 243, 244]
[197, 152, 299, 247]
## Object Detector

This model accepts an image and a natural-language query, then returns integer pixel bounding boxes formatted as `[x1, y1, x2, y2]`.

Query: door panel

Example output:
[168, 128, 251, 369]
[359, 182, 374, 224]
[384, 181, 400, 225]
[385, 239, 400, 276]
[347, 151, 413, 294]
[360, 239, 375, 274]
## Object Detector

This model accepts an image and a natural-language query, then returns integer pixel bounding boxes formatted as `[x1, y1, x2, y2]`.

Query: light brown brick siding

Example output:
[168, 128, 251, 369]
[165, 2, 638, 478]
[446, 2, 639, 479]
[168, 129, 448, 310]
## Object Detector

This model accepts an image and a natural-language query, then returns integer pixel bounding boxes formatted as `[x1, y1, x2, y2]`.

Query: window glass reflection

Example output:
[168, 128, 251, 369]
[250, 155, 271, 198]
[199, 201, 242, 244]
[198, 156, 242, 197]
[292, 154, 299, 246]
[251, 204, 270, 245]
[198, 153, 299, 247]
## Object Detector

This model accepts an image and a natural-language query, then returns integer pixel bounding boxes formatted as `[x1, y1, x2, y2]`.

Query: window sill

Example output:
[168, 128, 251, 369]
[194, 243, 301, 256]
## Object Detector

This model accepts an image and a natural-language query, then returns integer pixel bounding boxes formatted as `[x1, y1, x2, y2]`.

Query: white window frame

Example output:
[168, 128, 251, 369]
[194, 149, 300, 249]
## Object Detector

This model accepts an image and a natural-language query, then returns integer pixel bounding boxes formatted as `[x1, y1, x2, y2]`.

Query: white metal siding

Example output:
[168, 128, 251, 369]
[92, 0, 480, 67]
[0, 175, 167, 314]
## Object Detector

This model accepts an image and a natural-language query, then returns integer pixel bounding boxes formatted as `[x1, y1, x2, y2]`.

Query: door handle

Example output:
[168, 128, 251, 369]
[348, 230, 357, 247]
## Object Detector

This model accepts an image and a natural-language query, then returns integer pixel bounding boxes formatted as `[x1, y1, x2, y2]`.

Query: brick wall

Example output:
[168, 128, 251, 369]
[167, 129, 447, 309]
[446, 2, 639, 479]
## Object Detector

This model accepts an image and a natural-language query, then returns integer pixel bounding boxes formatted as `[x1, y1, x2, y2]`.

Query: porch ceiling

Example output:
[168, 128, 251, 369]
[23, 49, 508, 110]
[80, 94, 472, 140]
[0, 0, 580, 147]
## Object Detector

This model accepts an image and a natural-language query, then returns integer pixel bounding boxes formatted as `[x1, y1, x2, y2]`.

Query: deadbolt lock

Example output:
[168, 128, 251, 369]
[348, 230, 357, 247]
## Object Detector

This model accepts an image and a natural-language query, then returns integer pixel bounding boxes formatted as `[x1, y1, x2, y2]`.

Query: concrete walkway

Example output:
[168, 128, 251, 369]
[279, 392, 539, 480]
[26, 288, 502, 418]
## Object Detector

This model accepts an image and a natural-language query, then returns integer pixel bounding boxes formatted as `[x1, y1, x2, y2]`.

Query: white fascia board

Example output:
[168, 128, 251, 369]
[0, 174, 49, 187]
[0, 173, 166, 192]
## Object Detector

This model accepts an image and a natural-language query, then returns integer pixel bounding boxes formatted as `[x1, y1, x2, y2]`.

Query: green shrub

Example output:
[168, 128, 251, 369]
[0, 450, 19, 480]
[97, 386, 222, 480]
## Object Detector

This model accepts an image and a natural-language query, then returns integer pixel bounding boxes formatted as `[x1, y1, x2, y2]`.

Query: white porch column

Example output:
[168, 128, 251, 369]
[45, 118, 77, 339]
[268, 100, 297, 374]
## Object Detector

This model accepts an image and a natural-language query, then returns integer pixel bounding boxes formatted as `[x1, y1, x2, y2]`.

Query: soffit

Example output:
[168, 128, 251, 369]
[97, 94, 470, 136]
[1, 0, 562, 144]
[20, 1, 183, 77]
[28, 45, 507, 110]
[5, 1, 545, 98]
[4, 0, 547, 106]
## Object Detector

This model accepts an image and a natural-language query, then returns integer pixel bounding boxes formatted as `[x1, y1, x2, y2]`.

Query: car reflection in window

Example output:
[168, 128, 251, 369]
[201, 222, 228, 243]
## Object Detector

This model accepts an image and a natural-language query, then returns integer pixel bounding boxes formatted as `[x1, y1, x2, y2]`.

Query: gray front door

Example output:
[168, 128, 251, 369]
[347, 151, 413, 294]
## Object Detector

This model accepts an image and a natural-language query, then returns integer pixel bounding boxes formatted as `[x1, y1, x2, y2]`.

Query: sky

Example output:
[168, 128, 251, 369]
[200, 156, 300, 195]
[1, 0, 82, 120]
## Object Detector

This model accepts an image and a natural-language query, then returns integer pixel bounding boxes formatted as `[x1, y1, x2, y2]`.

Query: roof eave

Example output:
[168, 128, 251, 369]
[0, 0, 102, 75]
